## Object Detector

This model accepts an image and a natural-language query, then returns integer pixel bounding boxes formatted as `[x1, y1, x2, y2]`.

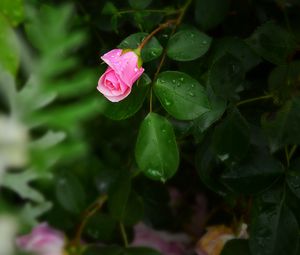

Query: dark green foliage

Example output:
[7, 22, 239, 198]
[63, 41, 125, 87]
[1, 0, 300, 254]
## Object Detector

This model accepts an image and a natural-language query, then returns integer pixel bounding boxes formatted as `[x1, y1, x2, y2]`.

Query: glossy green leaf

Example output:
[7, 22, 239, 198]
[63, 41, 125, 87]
[195, 135, 228, 196]
[287, 159, 300, 200]
[246, 21, 296, 65]
[135, 113, 179, 181]
[268, 61, 300, 103]
[103, 74, 151, 120]
[0, 0, 24, 26]
[0, 15, 19, 75]
[209, 54, 245, 100]
[212, 109, 250, 164]
[221, 239, 250, 255]
[195, 0, 230, 30]
[123, 191, 144, 226]
[85, 213, 117, 242]
[136, 179, 173, 227]
[262, 97, 300, 152]
[250, 189, 299, 255]
[128, 0, 152, 9]
[221, 149, 284, 194]
[108, 173, 131, 220]
[118, 33, 163, 62]
[102, 2, 118, 15]
[167, 27, 212, 61]
[55, 172, 86, 214]
[210, 37, 261, 71]
[154, 71, 210, 120]
[193, 85, 226, 133]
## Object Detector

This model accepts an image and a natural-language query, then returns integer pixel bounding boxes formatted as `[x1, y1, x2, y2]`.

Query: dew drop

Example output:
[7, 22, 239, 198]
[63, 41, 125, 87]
[151, 50, 156, 56]
[134, 67, 138, 72]
[191, 84, 195, 88]
[162, 129, 166, 133]
[202, 40, 208, 45]
[189, 92, 195, 97]
[165, 100, 172, 106]
[180, 77, 184, 82]
[172, 79, 176, 84]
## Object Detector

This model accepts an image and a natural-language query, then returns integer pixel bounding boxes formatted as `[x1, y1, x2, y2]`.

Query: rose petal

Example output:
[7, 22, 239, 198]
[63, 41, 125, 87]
[101, 50, 144, 86]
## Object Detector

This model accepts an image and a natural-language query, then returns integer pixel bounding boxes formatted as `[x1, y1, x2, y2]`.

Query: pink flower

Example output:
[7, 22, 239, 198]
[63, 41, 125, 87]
[16, 223, 65, 255]
[97, 49, 144, 102]
[131, 222, 190, 255]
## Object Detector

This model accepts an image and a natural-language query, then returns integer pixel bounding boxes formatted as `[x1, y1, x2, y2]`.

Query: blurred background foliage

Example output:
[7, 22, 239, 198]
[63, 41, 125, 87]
[0, 0, 300, 255]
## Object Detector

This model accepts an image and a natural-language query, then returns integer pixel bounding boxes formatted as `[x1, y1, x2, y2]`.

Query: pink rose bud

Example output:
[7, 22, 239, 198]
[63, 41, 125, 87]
[97, 49, 144, 102]
[16, 223, 65, 255]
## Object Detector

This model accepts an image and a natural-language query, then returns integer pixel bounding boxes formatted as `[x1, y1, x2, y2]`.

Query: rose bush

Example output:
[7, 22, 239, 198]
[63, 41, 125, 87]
[1, 0, 300, 255]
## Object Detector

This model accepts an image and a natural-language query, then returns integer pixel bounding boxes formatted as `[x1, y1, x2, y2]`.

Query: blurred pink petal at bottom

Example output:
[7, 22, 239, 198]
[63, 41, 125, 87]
[131, 222, 190, 255]
[16, 223, 65, 255]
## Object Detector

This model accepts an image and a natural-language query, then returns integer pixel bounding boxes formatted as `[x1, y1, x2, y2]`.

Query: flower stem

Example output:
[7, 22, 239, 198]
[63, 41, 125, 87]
[117, 9, 179, 16]
[149, 88, 153, 112]
[72, 194, 108, 246]
[119, 222, 129, 247]
[286, 145, 297, 168]
[153, 0, 193, 79]
[145, 0, 193, 112]
[138, 19, 177, 50]
[236, 95, 273, 106]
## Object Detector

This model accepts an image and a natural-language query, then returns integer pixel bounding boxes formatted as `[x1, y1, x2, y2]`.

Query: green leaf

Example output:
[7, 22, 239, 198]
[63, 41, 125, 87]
[2, 170, 48, 203]
[108, 173, 131, 221]
[154, 71, 210, 120]
[262, 97, 300, 152]
[124, 247, 161, 255]
[0, 0, 24, 26]
[221, 149, 284, 194]
[210, 37, 261, 71]
[128, 0, 152, 9]
[55, 172, 86, 214]
[84, 245, 123, 255]
[193, 85, 227, 133]
[0, 14, 19, 75]
[195, 0, 230, 30]
[122, 191, 144, 226]
[249, 188, 299, 255]
[20, 202, 52, 227]
[84, 246, 161, 255]
[195, 135, 228, 196]
[167, 27, 212, 61]
[212, 109, 250, 164]
[118, 33, 163, 62]
[287, 159, 300, 200]
[246, 21, 296, 65]
[268, 61, 300, 103]
[135, 113, 179, 181]
[102, 2, 118, 15]
[221, 239, 250, 255]
[103, 74, 151, 120]
[85, 213, 117, 242]
[209, 53, 245, 100]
